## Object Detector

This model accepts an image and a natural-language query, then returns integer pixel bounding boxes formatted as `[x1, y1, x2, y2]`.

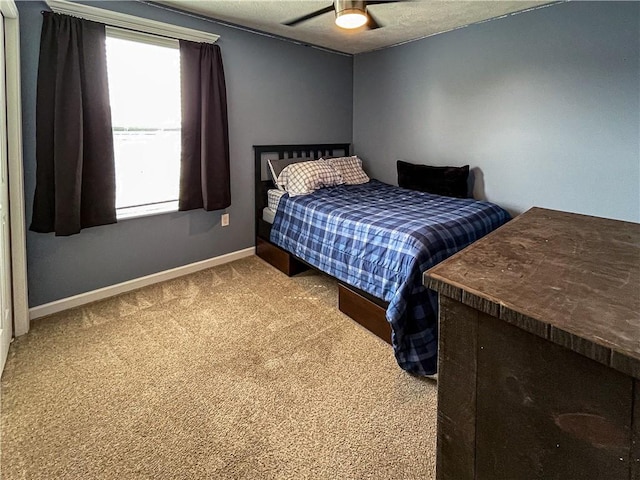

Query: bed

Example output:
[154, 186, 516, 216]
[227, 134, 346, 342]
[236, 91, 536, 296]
[254, 144, 510, 376]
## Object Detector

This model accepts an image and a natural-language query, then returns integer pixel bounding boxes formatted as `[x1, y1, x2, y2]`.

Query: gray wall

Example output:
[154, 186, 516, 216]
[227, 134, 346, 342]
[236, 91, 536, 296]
[19, 1, 640, 306]
[18, 1, 353, 306]
[353, 1, 639, 222]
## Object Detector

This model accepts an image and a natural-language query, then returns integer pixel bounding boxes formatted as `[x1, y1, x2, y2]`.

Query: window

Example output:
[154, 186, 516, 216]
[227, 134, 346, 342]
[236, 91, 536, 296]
[105, 29, 181, 219]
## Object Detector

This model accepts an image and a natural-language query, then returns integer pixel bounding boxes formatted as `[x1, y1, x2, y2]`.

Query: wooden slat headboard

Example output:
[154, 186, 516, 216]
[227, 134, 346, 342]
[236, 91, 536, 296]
[253, 143, 351, 240]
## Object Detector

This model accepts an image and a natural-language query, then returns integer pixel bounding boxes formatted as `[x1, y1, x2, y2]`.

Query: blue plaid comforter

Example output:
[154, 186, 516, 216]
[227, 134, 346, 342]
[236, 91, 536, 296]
[270, 180, 510, 376]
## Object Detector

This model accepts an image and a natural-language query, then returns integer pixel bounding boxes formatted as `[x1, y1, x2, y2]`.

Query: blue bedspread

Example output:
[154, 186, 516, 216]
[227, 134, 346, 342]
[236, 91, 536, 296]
[270, 180, 510, 376]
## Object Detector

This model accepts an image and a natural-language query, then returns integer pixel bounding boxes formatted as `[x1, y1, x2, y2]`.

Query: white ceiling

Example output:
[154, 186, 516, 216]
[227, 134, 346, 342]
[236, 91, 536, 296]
[154, 0, 555, 55]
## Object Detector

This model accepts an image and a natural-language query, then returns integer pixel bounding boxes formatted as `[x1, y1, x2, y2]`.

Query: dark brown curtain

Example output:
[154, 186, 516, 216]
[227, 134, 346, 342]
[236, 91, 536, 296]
[179, 41, 230, 211]
[31, 12, 116, 236]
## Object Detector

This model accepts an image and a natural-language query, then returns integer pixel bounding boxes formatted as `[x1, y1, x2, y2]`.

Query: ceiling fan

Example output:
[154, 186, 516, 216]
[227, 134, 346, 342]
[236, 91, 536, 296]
[284, 0, 401, 30]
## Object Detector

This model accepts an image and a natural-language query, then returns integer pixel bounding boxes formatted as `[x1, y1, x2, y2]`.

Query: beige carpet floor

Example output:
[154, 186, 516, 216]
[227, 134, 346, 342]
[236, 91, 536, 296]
[1, 256, 437, 479]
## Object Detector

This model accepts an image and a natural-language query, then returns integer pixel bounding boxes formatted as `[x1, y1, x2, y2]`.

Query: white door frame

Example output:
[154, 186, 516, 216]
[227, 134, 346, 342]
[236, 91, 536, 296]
[0, 6, 10, 373]
[0, 0, 28, 337]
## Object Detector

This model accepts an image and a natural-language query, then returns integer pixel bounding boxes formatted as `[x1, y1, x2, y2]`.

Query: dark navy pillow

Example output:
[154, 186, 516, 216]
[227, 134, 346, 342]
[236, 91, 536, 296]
[397, 160, 470, 198]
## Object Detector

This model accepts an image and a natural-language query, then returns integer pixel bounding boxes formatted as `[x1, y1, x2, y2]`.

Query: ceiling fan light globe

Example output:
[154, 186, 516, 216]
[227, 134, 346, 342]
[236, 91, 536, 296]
[335, 9, 368, 29]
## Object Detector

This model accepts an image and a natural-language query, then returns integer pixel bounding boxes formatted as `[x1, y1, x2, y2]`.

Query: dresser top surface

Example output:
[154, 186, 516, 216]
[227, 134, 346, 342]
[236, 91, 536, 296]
[426, 207, 640, 374]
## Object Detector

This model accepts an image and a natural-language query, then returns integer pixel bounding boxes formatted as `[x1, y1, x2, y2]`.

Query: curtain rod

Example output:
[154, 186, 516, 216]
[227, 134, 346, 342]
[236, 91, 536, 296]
[45, 0, 220, 44]
[41, 10, 180, 48]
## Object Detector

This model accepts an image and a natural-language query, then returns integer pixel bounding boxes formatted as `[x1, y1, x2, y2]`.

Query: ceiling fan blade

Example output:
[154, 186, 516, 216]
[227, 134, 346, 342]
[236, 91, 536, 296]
[367, 10, 382, 29]
[284, 5, 335, 26]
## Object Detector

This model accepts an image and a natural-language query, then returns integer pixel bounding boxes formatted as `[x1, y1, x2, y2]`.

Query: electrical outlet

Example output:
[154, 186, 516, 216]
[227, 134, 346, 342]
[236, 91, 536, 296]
[221, 213, 230, 227]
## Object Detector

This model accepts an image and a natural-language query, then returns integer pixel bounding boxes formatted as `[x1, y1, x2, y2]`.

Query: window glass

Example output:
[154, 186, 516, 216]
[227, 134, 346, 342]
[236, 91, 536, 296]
[105, 35, 181, 216]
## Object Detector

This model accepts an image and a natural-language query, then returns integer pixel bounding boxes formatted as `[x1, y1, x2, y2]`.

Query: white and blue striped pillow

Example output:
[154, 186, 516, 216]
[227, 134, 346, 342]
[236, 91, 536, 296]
[324, 156, 369, 185]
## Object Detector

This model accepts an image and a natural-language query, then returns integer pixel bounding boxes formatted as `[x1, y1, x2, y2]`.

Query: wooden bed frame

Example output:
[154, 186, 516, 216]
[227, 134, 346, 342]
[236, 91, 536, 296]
[254, 144, 392, 344]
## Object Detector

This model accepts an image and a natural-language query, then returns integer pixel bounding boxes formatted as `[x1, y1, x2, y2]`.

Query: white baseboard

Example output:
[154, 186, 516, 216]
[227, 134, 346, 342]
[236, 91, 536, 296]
[29, 247, 256, 320]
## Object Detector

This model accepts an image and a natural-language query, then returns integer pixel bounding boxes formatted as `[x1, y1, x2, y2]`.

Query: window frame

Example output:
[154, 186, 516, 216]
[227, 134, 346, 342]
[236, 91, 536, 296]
[45, 0, 220, 220]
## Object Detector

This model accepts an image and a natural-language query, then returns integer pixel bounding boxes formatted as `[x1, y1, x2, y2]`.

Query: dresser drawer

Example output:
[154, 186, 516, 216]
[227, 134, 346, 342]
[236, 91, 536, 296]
[256, 237, 308, 276]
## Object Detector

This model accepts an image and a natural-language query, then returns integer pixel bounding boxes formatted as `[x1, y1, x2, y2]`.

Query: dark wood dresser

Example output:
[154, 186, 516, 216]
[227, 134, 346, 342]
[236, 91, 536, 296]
[425, 207, 640, 480]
